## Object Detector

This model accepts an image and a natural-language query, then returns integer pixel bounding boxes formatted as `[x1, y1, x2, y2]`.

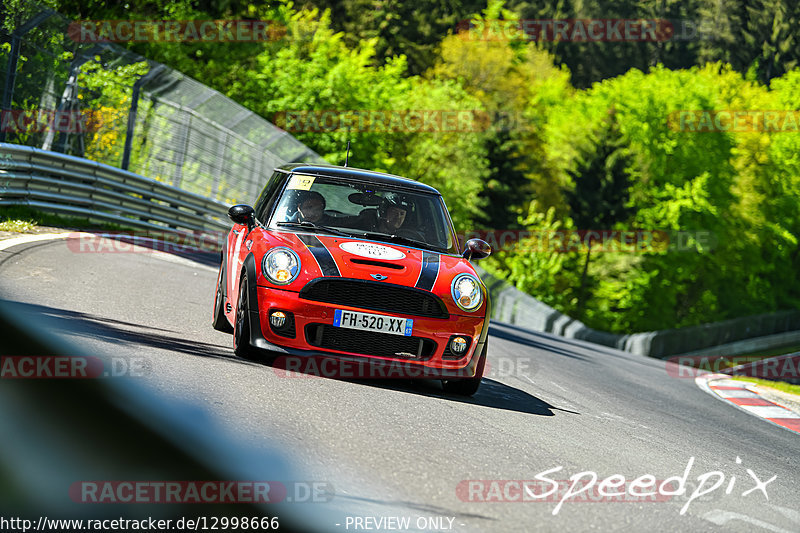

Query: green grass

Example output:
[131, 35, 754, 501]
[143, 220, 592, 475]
[730, 376, 800, 396]
[0, 218, 37, 232]
[0, 206, 134, 232]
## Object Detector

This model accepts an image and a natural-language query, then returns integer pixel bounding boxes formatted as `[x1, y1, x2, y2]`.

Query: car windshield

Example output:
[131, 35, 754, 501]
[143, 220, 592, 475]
[268, 174, 458, 254]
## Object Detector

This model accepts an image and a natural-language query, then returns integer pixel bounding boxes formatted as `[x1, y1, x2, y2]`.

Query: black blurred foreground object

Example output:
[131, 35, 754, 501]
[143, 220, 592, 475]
[0, 299, 316, 530]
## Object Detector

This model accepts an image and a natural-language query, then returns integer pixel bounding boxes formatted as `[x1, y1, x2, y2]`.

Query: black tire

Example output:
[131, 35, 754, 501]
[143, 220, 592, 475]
[442, 340, 487, 396]
[233, 273, 260, 359]
[212, 260, 234, 333]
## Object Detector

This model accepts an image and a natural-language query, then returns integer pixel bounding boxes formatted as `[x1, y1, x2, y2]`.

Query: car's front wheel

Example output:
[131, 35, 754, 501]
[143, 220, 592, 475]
[233, 273, 260, 359]
[442, 340, 487, 396]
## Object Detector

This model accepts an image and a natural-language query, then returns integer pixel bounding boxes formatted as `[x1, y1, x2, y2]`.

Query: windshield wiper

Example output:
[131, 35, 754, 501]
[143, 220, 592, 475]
[357, 231, 446, 253]
[276, 221, 355, 238]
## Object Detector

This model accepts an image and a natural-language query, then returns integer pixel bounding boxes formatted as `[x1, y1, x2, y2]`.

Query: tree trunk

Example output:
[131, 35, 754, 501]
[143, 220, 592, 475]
[575, 242, 592, 320]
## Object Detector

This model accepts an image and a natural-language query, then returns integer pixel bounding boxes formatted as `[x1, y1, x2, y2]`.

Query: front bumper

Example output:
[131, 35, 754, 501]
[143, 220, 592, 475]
[251, 284, 487, 377]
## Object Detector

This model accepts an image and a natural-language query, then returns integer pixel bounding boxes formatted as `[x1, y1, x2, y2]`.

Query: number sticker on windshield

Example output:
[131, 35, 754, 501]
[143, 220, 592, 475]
[287, 174, 315, 190]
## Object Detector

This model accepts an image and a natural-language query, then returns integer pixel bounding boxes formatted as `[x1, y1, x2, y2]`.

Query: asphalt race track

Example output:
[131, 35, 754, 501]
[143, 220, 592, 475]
[1, 235, 799, 532]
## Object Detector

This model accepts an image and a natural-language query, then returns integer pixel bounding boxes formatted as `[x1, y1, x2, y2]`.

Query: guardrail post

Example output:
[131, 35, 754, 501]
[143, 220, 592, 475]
[0, 8, 55, 143]
[42, 46, 102, 154]
[173, 110, 192, 189]
[122, 64, 165, 170]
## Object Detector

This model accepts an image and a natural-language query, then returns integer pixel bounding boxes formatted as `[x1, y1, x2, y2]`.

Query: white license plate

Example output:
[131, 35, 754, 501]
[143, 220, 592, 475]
[333, 309, 413, 336]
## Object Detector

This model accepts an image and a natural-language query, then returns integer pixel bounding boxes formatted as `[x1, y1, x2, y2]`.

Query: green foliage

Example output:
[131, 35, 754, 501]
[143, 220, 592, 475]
[430, 5, 570, 228]
[8, 0, 800, 335]
[544, 64, 800, 332]
[484, 202, 583, 312]
[297, 0, 486, 75]
[564, 110, 636, 318]
[78, 60, 150, 166]
[217, 7, 489, 229]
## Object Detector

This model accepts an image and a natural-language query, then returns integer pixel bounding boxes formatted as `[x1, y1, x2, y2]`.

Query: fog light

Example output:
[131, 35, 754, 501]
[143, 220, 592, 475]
[450, 336, 468, 354]
[270, 311, 286, 328]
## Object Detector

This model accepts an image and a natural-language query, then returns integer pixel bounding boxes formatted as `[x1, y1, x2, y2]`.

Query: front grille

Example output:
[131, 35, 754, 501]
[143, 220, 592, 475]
[305, 324, 437, 360]
[299, 278, 449, 318]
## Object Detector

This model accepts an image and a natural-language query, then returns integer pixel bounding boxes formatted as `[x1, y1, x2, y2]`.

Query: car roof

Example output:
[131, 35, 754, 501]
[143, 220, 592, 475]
[276, 163, 441, 195]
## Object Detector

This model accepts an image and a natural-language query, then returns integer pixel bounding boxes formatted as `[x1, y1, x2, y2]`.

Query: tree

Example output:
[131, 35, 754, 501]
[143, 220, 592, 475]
[430, 1, 571, 228]
[297, 0, 486, 75]
[564, 109, 635, 319]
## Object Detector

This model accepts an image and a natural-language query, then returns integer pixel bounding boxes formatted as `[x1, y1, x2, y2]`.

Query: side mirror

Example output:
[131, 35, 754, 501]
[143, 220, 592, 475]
[228, 204, 256, 231]
[462, 238, 491, 260]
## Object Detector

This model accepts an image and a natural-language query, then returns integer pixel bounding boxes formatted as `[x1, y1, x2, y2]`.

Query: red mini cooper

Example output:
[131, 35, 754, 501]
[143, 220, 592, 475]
[212, 164, 491, 395]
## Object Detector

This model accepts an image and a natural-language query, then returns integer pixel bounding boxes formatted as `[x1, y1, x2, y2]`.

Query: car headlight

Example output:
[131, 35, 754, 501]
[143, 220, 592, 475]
[262, 247, 300, 285]
[451, 273, 483, 312]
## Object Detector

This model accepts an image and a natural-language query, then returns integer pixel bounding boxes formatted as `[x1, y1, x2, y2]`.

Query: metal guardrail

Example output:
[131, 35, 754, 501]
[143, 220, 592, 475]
[0, 143, 229, 233]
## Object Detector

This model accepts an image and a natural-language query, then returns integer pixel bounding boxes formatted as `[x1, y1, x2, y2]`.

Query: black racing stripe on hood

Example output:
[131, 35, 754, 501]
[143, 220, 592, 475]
[297, 234, 341, 277]
[415, 251, 440, 291]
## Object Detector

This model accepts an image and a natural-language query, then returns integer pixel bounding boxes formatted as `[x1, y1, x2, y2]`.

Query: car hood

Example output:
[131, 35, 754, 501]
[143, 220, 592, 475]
[259, 231, 485, 314]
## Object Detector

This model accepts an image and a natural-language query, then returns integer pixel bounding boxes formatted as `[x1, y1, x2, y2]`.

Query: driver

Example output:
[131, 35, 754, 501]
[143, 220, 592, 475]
[363, 192, 412, 234]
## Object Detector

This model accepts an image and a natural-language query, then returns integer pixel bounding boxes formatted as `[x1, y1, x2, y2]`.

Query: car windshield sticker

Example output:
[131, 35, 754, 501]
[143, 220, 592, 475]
[297, 234, 341, 277]
[415, 251, 440, 291]
[339, 241, 406, 260]
[286, 174, 315, 190]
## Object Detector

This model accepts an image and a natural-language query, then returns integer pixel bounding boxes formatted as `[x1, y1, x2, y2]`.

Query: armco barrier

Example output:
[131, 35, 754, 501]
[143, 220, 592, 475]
[0, 143, 228, 232]
[475, 266, 800, 359]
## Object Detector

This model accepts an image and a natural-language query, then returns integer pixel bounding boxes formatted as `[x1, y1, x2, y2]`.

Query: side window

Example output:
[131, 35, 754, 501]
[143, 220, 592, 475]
[254, 171, 286, 222]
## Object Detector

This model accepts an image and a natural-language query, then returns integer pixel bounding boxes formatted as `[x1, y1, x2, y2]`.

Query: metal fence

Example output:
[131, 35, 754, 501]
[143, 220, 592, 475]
[1, 0, 324, 207]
